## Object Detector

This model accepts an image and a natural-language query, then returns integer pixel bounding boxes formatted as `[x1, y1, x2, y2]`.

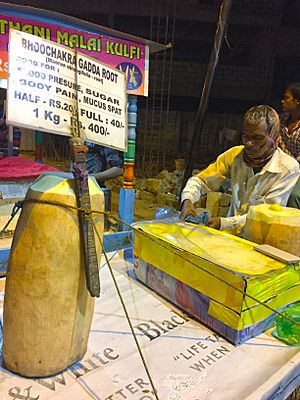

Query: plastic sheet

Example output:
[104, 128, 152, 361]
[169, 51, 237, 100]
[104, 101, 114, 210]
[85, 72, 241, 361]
[273, 304, 300, 346]
[154, 207, 210, 225]
[155, 207, 179, 220]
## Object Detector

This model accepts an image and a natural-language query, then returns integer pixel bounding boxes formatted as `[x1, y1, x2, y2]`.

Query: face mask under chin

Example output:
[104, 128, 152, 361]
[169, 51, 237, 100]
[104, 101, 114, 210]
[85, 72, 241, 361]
[243, 139, 277, 169]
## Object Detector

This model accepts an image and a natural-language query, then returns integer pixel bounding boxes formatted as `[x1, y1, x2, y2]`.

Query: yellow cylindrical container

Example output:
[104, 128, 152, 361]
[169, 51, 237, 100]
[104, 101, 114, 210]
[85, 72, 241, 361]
[244, 204, 300, 256]
[2, 172, 104, 377]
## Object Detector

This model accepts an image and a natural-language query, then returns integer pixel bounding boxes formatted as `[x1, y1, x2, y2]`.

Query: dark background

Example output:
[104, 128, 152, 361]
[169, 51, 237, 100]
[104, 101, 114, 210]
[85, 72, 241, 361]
[2, 0, 300, 174]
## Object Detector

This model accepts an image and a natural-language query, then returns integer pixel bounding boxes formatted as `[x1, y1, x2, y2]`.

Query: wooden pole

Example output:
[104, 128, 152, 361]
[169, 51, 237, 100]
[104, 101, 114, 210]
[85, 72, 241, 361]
[7, 125, 13, 157]
[119, 95, 136, 261]
[181, 0, 233, 192]
[119, 95, 136, 230]
[71, 51, 100, 298]
[123, 94, 137, 189]
[71, 137, 100, 297]
[35, 130, 43, 163]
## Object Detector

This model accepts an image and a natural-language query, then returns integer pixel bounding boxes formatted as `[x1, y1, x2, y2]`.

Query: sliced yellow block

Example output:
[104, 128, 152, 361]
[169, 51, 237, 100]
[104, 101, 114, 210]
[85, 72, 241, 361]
[209, 283, 300, 330]
[134, 221, 300, 324]
[244, 204, 300, 257]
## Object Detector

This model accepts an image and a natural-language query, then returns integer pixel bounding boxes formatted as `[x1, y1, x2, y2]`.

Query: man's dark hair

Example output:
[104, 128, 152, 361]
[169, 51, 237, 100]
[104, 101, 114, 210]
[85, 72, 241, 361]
[287, 82, 300, 101]
[244, 105, 279, 135]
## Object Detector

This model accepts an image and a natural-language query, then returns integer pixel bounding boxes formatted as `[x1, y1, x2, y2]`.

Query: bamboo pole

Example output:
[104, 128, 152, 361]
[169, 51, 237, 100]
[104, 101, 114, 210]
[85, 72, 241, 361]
[181, 0, 233, 192]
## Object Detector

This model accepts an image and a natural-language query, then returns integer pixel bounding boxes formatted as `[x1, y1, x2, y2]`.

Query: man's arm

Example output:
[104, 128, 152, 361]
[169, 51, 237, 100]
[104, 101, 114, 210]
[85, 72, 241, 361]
[181, 175, 204, 204]
[219, 214, 247, 232]
[92, 166, 123, 182]
[180, 147, 241, 220]
[92, 147, 123, 184]
[180, 176, 203, 219]
[218, 166, 300, 233]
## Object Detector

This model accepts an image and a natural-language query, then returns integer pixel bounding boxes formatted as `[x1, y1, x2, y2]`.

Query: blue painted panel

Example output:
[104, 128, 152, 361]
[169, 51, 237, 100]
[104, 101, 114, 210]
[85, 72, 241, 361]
[102, 231, 133, 253]
[0, 247, 10, 275]
[118, 188, 135, 231]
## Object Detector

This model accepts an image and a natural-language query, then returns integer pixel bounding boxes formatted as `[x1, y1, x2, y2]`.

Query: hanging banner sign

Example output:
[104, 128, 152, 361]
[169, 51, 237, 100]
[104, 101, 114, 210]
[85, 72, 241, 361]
[0, 13, 148, 96]
[7, 30, 127, 151]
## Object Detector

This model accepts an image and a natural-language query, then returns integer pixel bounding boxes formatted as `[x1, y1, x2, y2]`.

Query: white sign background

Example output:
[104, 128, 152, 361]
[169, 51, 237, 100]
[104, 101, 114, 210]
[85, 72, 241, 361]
[7, 30, 127, 151]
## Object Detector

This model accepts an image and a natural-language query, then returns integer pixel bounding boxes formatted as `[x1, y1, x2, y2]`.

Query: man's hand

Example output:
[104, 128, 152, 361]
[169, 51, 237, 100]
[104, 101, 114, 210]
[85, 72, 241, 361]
[208, 217, 221, 230]
[180, 199, 196, 220]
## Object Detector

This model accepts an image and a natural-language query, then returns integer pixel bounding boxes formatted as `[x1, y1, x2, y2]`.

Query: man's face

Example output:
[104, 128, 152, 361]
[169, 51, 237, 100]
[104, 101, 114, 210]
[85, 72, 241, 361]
[281, 89, 300, 113]
[242, 120, 269, 154]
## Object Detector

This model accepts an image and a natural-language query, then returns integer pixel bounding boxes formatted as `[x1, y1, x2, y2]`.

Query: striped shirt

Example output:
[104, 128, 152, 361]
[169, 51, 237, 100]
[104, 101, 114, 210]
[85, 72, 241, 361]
[85, 142, 123, 174]
[279, 113, 300, 162]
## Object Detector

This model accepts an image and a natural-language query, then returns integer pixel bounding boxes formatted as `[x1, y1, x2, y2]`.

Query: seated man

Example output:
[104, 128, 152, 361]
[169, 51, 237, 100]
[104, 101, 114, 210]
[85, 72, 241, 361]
[180, 105, 300, 233]
[278, 82, 300, 208]
[85, 141, 123, 187]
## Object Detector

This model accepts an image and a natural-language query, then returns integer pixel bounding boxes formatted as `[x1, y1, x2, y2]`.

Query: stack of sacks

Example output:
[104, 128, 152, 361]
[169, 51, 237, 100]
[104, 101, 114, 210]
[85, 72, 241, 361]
[133, 221, 300, 344]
